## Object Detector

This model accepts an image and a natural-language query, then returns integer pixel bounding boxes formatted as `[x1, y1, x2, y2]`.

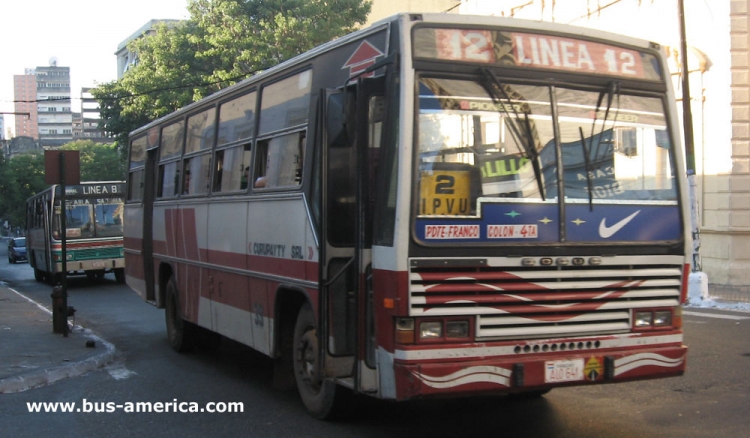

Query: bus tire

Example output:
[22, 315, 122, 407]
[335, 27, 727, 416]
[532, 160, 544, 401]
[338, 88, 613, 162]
[292, 303, 354, 420]
[34, 268, 45, 282]
[165, 277, 194, 353]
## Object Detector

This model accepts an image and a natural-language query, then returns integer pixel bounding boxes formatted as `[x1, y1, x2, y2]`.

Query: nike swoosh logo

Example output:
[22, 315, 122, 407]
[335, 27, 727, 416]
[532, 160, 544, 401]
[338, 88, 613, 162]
[598, 210, 641, 238]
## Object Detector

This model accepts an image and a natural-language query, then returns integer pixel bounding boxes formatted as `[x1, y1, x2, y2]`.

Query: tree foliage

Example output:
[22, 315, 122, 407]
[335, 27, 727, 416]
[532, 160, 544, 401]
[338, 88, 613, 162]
[0, 141, 126, 231]
[0, 153, 46, 233]
[93, 0, 371, 145]
[59, 141, 126, 183]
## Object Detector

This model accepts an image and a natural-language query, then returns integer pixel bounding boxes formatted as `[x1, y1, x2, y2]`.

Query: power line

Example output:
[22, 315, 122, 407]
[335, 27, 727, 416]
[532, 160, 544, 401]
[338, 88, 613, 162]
[95, 72, 253, 102]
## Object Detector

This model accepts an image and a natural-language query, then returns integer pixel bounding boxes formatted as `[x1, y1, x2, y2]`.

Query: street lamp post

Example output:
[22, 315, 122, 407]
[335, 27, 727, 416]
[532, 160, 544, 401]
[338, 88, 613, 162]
[678, 0, 708, 301]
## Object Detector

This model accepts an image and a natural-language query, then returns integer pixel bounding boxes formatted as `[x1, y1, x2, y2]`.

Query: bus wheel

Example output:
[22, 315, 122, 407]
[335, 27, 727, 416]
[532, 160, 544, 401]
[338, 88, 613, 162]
[165, 278, 194, 352]
[292, 303, 353, 420]
[34, 268, 45, 282]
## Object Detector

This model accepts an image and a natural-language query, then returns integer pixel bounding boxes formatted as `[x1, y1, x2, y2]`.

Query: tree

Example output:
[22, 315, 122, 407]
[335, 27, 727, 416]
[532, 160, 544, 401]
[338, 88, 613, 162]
[0, 153, 46, 230]
[93, 0, 371, 144]
[59, 141, 126, 182]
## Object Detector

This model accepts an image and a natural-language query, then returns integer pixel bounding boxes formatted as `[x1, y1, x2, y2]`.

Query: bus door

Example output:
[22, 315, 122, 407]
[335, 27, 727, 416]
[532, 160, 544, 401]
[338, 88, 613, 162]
[322, 75, 385, 393]
[142, 144, 159, 303]
[42, 197, 53, 275]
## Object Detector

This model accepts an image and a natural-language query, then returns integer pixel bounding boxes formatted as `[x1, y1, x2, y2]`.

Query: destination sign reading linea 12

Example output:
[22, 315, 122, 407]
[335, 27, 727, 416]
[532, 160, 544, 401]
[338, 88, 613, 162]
[414, 28, 662, 81]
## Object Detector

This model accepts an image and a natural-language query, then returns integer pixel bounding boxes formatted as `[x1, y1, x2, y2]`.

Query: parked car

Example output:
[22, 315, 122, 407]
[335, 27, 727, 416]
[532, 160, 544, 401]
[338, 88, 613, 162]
[8, 237, 27, 264]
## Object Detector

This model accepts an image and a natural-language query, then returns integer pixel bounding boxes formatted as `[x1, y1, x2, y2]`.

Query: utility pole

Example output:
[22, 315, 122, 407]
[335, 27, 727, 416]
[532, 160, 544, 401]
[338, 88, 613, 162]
[678, 0, 708, 301]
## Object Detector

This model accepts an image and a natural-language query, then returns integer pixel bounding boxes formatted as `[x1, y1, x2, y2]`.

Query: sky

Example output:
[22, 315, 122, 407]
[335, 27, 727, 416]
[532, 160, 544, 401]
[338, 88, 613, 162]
[0, 0, 190, 134]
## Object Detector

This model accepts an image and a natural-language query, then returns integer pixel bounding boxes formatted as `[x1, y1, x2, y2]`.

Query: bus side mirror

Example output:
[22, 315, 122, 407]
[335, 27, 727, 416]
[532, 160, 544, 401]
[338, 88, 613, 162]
[327, 92, 355, 148]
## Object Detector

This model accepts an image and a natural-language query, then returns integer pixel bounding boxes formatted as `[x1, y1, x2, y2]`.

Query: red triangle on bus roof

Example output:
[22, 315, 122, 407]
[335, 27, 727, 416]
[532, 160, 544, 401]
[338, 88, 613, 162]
[343, 41, 384, 68]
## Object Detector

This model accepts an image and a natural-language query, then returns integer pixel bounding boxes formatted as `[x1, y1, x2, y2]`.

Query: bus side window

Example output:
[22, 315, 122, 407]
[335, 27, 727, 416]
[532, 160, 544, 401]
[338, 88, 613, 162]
[213, 143, 252, 193]
[213, 150, 225, 192]
[254, 141, 269, 188]
[240, 143, 252, 190]
[157, 161, 180, 198]
[182, 154, 211, 196]
[254, 132, 305, 190]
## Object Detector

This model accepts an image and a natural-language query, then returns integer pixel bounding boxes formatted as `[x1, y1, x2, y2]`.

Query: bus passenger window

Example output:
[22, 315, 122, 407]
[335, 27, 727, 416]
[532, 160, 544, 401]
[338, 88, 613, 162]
[128, 169, 145, 201]
[213, 151, 225, 192]
[158, 162, 179, 198]
[254, 132, 304, 189]
[182, 155, 211, 196]
[213, 144, 252, 193]
[254, 141, 269, 188]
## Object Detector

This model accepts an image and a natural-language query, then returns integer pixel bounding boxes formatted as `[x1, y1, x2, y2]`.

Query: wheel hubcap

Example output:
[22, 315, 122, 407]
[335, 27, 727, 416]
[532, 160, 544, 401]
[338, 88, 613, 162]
[297, 328, 321, 390]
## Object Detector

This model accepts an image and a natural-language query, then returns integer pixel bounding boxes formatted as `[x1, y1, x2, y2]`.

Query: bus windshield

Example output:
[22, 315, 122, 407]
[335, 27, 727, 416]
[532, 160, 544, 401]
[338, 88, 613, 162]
[417, 76, 677, 217]
[53, 199, 124, 240]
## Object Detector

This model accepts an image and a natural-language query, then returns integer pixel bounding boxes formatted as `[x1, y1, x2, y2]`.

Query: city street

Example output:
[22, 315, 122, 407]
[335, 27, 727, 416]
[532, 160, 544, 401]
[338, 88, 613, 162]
[1, 242, 749, 437]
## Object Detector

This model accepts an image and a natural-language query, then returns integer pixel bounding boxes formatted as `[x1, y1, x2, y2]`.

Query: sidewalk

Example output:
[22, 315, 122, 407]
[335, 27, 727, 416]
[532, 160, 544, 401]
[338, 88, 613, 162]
[0, 284, 116, 393]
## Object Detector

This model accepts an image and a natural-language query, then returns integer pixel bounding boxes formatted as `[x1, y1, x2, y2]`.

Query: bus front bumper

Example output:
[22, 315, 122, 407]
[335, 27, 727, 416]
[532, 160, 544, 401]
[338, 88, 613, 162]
[391, 344, 687, 400]
[54, 258, 125, 272]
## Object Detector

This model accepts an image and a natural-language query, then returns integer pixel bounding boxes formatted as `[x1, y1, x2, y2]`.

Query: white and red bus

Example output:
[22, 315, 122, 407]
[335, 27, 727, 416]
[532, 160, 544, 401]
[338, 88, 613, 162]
[26, 181, 126, 284]
[124, 13, 689, 419]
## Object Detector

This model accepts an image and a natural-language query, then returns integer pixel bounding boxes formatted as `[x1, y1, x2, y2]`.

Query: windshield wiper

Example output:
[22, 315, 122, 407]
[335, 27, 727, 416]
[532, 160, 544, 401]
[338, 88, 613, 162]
[479, 68, 545, 200]
[579, 127, 595, 211]
[578, 81, 621, 211]
[590, 81, 621, 165]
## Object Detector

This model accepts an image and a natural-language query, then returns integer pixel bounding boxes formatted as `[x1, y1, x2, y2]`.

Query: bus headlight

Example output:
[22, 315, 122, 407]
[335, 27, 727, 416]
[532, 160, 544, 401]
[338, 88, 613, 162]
[396, 318, 472, 344]
[634, 311, 653, 327]
[419, 321, 442, 339]
[633, 309, 673, 330]
[446, 320, 469, 338]
[654, 310, 672, 327]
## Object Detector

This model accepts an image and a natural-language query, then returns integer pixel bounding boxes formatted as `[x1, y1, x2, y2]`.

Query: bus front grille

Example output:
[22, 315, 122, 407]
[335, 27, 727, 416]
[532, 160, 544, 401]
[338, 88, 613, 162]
[409, 257, 683, 340]
[72, 247, 123, 261]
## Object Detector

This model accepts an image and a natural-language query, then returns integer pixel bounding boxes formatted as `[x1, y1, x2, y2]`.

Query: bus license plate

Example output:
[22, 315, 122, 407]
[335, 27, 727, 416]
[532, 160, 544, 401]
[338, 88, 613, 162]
[545, 359, 584, 383]
[92, 261, 106, 268]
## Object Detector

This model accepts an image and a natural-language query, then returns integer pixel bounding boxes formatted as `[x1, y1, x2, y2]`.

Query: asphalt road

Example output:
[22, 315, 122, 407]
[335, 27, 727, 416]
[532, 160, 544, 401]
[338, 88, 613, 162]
[1, 243, 748, 438]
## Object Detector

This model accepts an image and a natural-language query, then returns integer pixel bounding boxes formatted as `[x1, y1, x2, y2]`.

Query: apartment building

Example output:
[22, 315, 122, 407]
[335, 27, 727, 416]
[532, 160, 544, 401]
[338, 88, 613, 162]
[13, 71, 39, 139]
[13, 61, 73, 148]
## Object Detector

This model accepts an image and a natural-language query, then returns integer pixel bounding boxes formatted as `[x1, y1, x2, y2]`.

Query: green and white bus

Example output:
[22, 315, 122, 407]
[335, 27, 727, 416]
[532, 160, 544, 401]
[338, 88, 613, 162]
[26, 181, 126, 284]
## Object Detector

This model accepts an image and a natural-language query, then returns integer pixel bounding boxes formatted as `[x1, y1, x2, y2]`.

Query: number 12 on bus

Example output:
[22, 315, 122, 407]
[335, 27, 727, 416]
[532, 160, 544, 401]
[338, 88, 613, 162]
[124, 13, 688, 419]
